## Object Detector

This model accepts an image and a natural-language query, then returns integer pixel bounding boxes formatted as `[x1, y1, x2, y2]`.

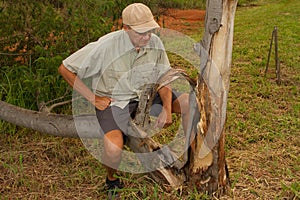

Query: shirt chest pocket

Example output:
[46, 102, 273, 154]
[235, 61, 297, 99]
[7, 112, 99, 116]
[104, 62, 131, 92]
[131, 64, 158, 90]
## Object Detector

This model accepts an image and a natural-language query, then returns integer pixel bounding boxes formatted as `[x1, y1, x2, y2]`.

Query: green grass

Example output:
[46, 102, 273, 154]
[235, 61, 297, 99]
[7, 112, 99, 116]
[0, 0, 299, 199]
[226, 0, 300, 198]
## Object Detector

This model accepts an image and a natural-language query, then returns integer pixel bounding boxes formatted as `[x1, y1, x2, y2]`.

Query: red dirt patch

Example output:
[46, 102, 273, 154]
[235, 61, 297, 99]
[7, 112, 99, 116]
[158, 9, 206, 34]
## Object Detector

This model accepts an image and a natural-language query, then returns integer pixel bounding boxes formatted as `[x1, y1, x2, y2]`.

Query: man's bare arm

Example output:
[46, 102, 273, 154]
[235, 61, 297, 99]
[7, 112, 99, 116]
[156, 85, 173, 128]
[58, 64, 112, 110]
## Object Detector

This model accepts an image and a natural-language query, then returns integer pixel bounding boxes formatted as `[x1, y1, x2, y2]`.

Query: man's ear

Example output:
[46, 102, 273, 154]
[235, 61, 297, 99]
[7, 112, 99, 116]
[123, 24, 130, 31]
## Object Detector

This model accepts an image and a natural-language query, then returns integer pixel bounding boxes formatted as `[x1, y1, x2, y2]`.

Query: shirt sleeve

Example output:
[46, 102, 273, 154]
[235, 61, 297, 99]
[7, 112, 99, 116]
[62, 40, 104, 79]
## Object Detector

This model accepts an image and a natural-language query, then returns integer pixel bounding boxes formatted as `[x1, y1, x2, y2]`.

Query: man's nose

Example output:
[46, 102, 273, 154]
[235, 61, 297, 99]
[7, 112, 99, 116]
[143, 35, 150, 40]
[141, 32, 151, 40]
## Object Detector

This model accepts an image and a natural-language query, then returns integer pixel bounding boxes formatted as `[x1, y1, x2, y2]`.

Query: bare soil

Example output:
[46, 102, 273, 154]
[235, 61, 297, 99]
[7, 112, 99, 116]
[158, 8, 206, 34]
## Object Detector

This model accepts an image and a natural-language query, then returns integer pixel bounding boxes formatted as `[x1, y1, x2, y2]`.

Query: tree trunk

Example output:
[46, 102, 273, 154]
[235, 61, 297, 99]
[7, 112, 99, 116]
[0, 0, 237, 195]
[189, 0, 238, 194]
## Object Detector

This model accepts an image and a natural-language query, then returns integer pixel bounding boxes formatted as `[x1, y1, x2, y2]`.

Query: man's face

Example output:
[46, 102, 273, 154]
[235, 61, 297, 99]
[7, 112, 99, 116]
[125, 27, 152, 49]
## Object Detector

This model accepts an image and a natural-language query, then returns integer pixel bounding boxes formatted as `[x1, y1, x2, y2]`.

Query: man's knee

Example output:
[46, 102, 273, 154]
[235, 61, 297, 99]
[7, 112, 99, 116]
[103, 130, 124, 155]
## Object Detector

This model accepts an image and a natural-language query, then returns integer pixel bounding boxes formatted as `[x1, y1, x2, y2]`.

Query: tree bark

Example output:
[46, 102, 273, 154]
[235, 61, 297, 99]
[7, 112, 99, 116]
[0, 0, 237, 195]
[190, 0, 238, 194]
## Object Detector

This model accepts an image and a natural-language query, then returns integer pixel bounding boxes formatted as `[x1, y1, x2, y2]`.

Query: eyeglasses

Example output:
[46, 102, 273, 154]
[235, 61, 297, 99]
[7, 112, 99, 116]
[125, 24, 154, 37]
[133, 30, 152, 37]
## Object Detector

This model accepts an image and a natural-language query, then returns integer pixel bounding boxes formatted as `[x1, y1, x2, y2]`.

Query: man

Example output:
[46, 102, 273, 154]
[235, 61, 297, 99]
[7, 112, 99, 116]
[58, 3, 190, 199]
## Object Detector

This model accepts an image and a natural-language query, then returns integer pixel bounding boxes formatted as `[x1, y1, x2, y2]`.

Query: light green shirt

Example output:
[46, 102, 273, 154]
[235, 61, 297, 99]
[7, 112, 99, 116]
[63, 30, 171, 108]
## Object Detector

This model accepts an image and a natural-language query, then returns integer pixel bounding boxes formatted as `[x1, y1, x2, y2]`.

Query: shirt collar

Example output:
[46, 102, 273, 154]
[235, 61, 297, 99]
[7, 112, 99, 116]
[122, 30, 151, 52]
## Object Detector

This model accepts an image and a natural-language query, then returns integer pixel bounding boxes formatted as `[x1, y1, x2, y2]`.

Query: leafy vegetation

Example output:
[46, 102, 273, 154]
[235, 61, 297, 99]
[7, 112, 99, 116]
[0, 0, 299, 199]
[0, 0, 113, 113]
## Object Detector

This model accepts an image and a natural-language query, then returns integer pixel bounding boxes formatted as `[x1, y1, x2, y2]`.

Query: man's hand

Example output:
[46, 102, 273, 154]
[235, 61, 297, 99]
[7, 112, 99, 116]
[155, 109, 172, 129]
[93, 96, 113, 110]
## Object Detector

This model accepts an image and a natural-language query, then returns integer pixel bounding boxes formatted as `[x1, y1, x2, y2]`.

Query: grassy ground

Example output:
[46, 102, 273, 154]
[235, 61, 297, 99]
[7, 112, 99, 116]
[1, 0, 299, 199]
[225, 0, 300, 199]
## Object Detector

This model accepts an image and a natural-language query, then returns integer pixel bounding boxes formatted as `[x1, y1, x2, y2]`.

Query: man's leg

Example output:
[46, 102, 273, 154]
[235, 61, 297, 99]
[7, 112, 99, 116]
[96, 102, 138, 189]
[102, 130, 124, 200]
[102, 129, 124, 181]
